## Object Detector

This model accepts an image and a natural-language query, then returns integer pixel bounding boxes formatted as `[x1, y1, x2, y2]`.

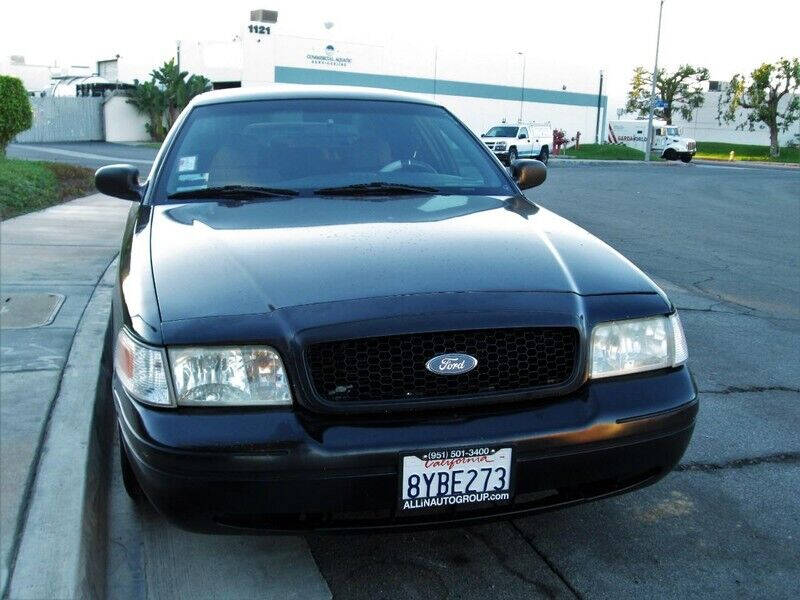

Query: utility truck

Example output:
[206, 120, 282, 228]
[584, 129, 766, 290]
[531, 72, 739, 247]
[481, 121, 552, 165]
[608, 119, 696, 162]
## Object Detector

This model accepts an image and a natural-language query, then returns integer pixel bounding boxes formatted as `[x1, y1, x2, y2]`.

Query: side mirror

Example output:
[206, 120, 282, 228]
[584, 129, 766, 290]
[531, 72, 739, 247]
[480, 133, 487, 137]
[518, 133, 527, 139]
[95, 164, 143, 201]
[511, 159, 547, 190]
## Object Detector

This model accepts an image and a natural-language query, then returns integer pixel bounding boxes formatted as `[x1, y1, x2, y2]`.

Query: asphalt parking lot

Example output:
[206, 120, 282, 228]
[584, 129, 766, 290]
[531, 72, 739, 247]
[98, 161, 799, 599]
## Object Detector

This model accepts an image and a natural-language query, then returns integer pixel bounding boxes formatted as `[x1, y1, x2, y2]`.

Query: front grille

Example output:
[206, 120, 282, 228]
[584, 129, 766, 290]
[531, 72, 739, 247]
[306, 327, 578, 404]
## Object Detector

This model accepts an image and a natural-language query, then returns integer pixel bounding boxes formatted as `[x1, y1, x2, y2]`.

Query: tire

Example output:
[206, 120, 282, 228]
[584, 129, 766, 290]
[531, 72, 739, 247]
[508, 147, 518, 164]
[680, 154, 692, 163]
[538, 146, 549, 165]
[663, 148, 678, 161]
[119, 428, 145, 501]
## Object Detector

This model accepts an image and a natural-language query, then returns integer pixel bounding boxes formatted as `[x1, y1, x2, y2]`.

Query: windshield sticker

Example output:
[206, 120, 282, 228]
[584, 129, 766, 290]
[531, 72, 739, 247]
[178, 156, 198, 172]
[175, 172, 209, 192]
[178, 173, 208, 183]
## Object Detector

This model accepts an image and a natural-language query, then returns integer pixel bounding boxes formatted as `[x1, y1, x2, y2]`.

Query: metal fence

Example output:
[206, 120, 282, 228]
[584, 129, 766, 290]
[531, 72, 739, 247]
[15, 97, 104, 143]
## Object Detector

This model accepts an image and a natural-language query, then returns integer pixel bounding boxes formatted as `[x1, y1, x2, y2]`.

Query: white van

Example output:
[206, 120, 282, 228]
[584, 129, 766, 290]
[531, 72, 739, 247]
[608, 119, 696, 162]
[481, 122, 552, 164]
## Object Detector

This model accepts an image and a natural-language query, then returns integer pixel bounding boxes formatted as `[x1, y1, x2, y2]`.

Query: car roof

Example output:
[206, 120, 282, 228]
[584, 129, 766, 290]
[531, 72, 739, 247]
[189, 84, 439, 108]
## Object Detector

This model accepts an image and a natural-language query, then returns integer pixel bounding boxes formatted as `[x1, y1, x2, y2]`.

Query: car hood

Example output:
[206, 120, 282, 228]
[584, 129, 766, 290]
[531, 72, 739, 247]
[150, 195, 661, 322]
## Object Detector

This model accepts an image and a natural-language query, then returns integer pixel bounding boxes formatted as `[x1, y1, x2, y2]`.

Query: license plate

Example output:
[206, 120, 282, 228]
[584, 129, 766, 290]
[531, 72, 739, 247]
[399, 446, 513, 512]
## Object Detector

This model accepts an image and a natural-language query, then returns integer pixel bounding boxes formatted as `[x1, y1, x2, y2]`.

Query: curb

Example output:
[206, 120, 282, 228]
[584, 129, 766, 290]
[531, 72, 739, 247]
[548, 157, 799, 170]
[548, 157, 688, 167]
[693, 158, 799, 170]
[7, 259, 117, 600]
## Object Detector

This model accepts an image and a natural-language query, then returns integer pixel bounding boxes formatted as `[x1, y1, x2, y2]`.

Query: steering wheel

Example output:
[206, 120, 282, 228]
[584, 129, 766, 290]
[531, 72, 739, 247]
[378, 159, 437, 174]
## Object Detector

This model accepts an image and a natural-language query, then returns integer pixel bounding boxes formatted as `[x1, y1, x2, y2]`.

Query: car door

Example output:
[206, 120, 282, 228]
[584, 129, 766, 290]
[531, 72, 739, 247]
[652, 127, 667, 151]
[530, 126, 544, 155]
[517, 127, 531, 156]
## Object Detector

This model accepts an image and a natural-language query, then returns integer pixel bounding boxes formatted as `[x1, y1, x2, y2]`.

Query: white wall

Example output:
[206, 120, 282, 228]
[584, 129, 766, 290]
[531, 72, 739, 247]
[270, 33, 605, 139]
[674, 90, 800, 146]
[181, 40, 243, 84]
[0, 61, 52, 94]
[103, 95, 150, 142]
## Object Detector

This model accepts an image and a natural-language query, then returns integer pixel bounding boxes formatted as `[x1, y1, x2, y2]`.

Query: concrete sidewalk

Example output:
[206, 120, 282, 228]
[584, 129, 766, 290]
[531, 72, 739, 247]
[0, 194, 131, 595]
[1, 195, 331, 600]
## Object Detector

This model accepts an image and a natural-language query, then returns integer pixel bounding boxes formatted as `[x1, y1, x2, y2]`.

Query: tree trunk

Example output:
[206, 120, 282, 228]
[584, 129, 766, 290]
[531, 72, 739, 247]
[767, 98, 780, 158]
[769, 126, 779, 158]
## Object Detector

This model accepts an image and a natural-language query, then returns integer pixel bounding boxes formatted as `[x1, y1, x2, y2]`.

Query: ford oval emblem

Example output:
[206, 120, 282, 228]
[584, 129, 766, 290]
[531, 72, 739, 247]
[425, 353, 478, 375]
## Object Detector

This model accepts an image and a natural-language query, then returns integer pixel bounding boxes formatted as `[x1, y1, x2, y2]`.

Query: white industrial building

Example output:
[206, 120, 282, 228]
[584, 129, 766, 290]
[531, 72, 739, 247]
[170, 10, 608, 141]
[0, 56, 110, 97]
[672, 81, 799, 146]
[0, 56, 54, 95]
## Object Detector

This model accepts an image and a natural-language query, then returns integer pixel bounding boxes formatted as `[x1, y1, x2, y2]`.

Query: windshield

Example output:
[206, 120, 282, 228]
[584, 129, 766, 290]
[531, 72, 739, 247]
[156, 99, 511, 199]
[484, 126, 519, 138]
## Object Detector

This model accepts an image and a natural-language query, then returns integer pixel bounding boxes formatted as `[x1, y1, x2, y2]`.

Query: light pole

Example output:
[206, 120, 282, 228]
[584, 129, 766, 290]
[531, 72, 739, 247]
[645, 0, 664, 162]
[433, 47, 439, 101]
[516, 51, 526, 123]
[595, 70, 604, 143]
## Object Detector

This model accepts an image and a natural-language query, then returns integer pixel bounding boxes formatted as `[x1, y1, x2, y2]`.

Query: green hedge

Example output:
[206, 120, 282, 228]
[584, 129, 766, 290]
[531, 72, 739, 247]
[0, 158, 95, 220]
[0, 76, 33, 155]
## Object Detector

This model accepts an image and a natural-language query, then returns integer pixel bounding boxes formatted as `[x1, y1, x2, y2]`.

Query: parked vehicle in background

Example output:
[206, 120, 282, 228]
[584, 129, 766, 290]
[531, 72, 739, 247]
[608, 119, 696, 162]
[481, 121, 552, 164]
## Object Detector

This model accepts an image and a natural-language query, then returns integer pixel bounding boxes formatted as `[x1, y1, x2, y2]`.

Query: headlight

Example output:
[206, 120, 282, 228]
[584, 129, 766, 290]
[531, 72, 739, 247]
[589, 313, 688, 379]
[169, 346, 292, 406]
[114, 328, 172, 406]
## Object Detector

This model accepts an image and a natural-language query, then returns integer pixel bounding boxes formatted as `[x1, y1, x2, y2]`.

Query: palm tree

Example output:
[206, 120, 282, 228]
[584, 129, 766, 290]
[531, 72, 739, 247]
[127, 59, 210, 141]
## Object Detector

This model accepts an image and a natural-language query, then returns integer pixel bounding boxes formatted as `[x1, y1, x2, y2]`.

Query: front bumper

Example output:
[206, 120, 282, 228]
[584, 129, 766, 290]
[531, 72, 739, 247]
[115, 366, 697, 533]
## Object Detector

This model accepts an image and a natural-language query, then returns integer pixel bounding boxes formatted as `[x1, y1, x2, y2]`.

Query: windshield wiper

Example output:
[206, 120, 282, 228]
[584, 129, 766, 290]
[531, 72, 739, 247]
[314, 182, 439, 196]
[168, 185, 299, 200]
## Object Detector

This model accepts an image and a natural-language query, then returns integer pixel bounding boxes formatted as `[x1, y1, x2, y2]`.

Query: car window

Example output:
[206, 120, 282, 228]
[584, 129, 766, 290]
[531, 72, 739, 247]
[485, 126, 518, 138]
[156, 99, 511, 199]
[519, 128, 528, 138]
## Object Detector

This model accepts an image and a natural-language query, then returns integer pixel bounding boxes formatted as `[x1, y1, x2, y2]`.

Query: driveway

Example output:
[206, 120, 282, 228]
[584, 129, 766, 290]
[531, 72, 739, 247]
[6, 141, 158, 172]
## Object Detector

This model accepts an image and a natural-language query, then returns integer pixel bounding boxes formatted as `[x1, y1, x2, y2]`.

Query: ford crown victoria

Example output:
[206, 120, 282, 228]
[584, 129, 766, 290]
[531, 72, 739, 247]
[97, 86, 697, 533]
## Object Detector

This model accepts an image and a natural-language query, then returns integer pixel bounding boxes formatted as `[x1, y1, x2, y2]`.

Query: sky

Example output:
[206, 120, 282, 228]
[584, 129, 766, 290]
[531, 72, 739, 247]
[2, 0, 798, 113]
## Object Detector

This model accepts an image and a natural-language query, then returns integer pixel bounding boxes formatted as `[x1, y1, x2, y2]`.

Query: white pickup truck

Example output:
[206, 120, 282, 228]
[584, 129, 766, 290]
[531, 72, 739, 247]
[608, 119, 697, 162]
[480, 122, 552, 165]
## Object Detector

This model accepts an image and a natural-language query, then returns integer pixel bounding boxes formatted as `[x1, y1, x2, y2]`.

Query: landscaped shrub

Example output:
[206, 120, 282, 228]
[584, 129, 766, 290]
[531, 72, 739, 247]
[0, 76, 33, 156]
